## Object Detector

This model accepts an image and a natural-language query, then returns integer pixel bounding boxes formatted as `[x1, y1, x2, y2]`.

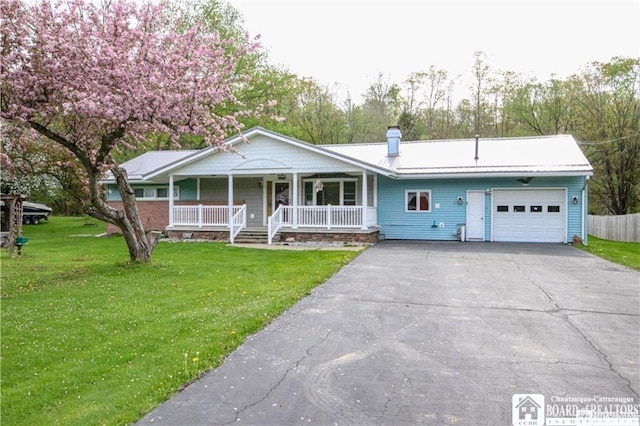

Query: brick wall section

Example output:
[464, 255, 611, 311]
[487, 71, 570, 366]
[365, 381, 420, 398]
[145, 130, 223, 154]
[106, 201, 170, 234]
[280, 230, 379, 244]
[163, 230, 378, 244]
[166, 230, 229, 241]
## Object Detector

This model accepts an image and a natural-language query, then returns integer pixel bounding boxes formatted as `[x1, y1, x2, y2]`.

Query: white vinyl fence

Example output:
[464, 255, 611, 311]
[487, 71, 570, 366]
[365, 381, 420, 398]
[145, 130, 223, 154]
[588, 214, 640, 242]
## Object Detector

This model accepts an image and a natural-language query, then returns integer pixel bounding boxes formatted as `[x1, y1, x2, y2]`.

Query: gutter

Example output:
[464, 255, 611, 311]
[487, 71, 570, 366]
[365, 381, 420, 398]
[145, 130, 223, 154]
[392, 171, 594, 180]
[581, 176, 590, 244]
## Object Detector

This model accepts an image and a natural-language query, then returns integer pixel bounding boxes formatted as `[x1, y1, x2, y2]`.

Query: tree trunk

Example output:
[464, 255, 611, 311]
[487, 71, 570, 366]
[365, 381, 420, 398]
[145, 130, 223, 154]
[85, 166, 159, 263]
[111, 167, 157, 262]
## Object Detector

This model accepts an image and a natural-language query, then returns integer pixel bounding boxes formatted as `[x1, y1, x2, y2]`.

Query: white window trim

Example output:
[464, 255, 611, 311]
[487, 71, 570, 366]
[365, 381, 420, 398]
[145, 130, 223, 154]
[303, 178, 358, 206]
[134, 186, 180, 200]
[405, 189, 432, 213]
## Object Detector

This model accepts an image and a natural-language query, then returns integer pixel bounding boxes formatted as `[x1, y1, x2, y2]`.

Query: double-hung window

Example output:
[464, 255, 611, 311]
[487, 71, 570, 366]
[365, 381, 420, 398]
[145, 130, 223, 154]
[406, 190, 431, 212]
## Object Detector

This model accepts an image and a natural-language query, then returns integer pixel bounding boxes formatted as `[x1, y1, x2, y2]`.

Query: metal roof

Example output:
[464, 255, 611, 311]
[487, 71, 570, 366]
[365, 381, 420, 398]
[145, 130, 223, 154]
[322, 134, 593, 177]
[102, 130, 592, 183]
[103, 150, 200, 182]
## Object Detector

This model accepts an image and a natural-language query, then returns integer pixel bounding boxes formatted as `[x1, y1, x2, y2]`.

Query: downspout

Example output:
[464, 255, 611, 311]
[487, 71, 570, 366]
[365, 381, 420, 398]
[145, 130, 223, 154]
[581, 176, 590, 244]
[169, 175, 174, 227]
[292, 172, 298, 229]
[361, 170, 368, 230]
[228, 174, 234, 243]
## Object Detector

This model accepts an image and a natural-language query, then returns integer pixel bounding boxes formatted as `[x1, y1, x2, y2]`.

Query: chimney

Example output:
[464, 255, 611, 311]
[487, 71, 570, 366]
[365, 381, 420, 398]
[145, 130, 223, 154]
[474, 134, 480, 160]
[386, 126, 401, 157]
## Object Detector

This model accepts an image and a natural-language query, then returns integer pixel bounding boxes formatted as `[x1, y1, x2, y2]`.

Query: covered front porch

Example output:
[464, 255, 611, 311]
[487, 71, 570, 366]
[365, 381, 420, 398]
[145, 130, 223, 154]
[165, 171, 379, 244]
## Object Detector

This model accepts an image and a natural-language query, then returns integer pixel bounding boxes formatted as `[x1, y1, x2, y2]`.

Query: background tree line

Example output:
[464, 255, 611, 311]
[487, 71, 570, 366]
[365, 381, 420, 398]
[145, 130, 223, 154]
[254, 52, 639, 216]
[3, 0, 638, 217]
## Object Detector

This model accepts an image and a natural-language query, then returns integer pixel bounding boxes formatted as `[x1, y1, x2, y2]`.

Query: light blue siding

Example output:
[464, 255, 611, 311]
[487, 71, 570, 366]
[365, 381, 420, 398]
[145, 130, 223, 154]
[179, 178, 198, 200]
[377, 176, 588, 243]
[106, 184, 119, 201]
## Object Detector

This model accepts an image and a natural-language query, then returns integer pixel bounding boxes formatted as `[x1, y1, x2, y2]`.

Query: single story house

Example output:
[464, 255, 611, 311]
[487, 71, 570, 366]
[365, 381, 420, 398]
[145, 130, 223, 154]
[102, 126, 593, 244]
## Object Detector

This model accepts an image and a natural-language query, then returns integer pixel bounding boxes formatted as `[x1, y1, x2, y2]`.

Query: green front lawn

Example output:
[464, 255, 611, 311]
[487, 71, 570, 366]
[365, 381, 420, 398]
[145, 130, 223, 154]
[1, 217, 360, 425]
[579, 235, 640, 272]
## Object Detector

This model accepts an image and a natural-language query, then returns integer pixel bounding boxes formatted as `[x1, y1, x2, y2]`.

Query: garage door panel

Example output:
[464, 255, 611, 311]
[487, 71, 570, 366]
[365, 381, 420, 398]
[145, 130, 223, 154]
[493, 189, 566, 243]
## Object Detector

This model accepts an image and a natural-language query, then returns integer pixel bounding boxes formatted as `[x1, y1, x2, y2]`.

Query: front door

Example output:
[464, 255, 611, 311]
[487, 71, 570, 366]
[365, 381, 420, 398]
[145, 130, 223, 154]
[274, 181, 290, 209]
[265, 181, 290, 224]
[466, 191, 485, 241]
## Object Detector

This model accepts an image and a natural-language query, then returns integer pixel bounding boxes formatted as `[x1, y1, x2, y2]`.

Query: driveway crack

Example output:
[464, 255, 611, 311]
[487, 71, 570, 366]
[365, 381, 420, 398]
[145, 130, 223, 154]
[223, 330, 332, 425]
[510, 255, 639, 399]
[563, 315, 640, 399]
[510, 254, 560, 310]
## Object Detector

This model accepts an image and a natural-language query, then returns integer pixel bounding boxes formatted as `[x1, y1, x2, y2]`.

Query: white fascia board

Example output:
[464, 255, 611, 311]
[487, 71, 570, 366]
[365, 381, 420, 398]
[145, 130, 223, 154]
[395, 170, 594, 179]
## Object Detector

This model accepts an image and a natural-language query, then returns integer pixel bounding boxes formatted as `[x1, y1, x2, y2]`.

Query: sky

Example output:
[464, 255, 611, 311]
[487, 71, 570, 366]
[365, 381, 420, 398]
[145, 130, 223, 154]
[227, 0, 640, 102]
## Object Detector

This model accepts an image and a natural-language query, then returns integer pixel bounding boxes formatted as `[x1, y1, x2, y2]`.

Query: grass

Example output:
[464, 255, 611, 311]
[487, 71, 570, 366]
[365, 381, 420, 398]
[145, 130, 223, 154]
[1, 216, 361, 425]
[578, 235, 640, 271]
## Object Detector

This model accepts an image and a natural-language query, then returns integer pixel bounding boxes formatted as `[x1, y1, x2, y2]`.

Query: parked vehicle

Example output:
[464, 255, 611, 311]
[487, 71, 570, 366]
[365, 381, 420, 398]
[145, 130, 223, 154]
[0, 199, 53, 225]
[21, 201, 53, 224]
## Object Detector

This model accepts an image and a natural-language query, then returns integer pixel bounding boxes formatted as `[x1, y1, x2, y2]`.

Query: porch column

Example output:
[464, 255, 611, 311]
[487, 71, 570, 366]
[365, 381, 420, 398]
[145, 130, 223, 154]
[373, 174, 378, 207]
[228, 174, 234, 229]
[361, 170, 368, 229]
[292, 172, 298, 229]
[168, 174, 174, 227]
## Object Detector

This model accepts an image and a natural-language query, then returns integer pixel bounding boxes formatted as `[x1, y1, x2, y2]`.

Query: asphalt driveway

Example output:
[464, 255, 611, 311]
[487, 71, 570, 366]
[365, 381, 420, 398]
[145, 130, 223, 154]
[138, 241, 640, 425]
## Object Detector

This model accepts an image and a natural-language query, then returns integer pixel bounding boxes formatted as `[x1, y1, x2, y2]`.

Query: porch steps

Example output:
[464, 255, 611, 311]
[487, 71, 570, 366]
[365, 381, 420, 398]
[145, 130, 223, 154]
[234, 228, 279, 244]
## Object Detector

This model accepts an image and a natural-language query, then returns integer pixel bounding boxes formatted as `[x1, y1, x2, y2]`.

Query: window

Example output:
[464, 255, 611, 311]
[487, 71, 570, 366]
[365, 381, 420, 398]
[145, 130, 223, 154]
[133, 186, 179, 200]
[304, 181, 313, 205]
[497, 205, 509, 212]
[318, 182, 340, 205]
[343, 181, 356, 206]
[530, 205, 542, 212]
[548, 205, 560, 213]
[513, 205, 525, 212]
[406, 190, 431, 212]
[303, 179, 357, 206]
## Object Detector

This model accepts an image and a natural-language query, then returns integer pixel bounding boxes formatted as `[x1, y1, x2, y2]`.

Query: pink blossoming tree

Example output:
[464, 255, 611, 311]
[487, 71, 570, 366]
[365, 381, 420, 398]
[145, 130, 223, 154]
[1, 0, 267, 262]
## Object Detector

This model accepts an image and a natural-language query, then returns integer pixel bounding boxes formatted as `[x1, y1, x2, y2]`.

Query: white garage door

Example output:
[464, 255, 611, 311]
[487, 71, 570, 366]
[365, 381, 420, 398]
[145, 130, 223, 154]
[492, 189, 566, 243]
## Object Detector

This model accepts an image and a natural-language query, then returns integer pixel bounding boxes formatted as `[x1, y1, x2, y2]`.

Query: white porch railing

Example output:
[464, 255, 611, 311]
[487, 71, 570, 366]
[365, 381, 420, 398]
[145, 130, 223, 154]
[174, 204, 375, 245]
[268, 205, 285, 245]
[230, 205, 247, 244]
[172, 205, 245, 228]
[285, 205, 364, 228]
[268, 205, 373, 244]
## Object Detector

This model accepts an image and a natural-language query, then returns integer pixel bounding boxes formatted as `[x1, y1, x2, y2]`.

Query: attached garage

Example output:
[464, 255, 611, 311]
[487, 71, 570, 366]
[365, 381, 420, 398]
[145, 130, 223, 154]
[492, 189, 567, 243]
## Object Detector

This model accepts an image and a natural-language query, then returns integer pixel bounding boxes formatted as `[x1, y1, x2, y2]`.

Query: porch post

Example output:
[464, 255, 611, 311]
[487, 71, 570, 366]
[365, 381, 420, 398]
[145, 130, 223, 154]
[361, 170, 368, 229]
[169, 174, 174, 227]
[228, 173, 233, 230]
[373, 174, 378, 207]
[292, 172, 298, 229]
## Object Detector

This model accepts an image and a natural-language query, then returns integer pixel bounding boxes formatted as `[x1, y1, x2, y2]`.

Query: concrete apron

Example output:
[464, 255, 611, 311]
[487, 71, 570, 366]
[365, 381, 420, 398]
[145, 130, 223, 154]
[138, 241, 640, 425]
